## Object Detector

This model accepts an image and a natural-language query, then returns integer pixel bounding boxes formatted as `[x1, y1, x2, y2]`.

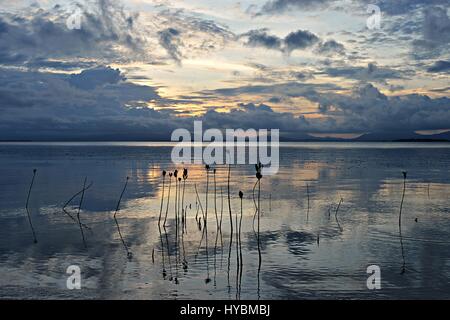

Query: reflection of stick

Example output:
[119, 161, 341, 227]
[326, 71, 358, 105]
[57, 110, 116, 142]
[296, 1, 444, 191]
[335, 197, 343, 218]
[25, 169, 38, 244]
[114, 177, 132, 259]
[306, 183, 310, 221]
[76, 177, 88, 248]
[194, 184, 205, 221]
[399, 172, 407, 274]
[335, 197, 343, 232]
[269, 194, 272, 212]
[163, 173, 172, 227]
[214, 169, 219, 231]
[158, 224, 167, 279]
[252, 180, 258, 232]
[205, 165, 209, 227]
[227, 164, 233, 238]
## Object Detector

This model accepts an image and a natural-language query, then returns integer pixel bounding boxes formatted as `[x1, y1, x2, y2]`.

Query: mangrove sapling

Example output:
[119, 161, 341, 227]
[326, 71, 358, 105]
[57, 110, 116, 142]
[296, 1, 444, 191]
[252, 179, 259, 232]
[25, 169, 38, 244]
[177, 177, 183, 272]
[114, 176, 133, 259]
[235, 191, 241, 292]
[399, 171, 407, 274]
[220, 186, 224, 250]
[163, 172, 173, 227]
[226, 163, 233, 291]
[182, 168, 188, 233]
[255, 163, 263, 271]
[178, 177, 182, 221]
[227, 163, 233, 240]
[237, 190, 244, 299]
[158, 170, 167, 226]
[174, 170, 179, 225]
[76, 177, 88, 248]
[178, 177, 182, 220]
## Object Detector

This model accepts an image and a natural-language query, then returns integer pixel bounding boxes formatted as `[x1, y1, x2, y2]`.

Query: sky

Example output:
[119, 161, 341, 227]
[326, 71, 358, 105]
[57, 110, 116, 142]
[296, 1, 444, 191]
[0, 0, 449, 140]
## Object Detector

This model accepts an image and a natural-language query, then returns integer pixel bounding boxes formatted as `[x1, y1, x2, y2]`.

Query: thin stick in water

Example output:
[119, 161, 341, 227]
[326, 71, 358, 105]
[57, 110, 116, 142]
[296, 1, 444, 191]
[114, 176, 132, 259]
[76, 177, 88, 248]
[25, 169, 38, 244]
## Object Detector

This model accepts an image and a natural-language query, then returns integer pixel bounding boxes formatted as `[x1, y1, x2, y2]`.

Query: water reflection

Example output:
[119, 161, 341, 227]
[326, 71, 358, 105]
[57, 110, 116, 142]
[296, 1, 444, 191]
[0, 143, 450, 299]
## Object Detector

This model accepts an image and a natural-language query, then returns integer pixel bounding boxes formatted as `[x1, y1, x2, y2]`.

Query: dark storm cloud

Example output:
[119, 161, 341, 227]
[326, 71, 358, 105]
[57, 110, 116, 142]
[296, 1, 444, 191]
[358, 0, 450, 15]
[158, 28, 183, 64]
[0, 67, 177, 140]
[427, 60, 450, 73]
[423, 6, 450, 44]
[198, 81, 450, 135]
[0, 0, 147, 68]
[284, 30, 320, 53]
[241, 29, 335, 55]
[258, 0, 449, 16]
[68, 66, 126, 90]
[241, 29, 282, 50]
[311, 83, 450, 133]
[259, 0, 334, 14]
[413, 6, 450, 53]
[315, 40, 345, 56]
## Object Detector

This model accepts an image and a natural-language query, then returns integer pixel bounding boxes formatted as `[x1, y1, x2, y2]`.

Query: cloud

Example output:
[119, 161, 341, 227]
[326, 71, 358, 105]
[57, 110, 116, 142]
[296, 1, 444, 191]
[259, 0, 333, 15]
[0, 0, 234, 68]
[358, 0, 450, 15]
[0, 67, 176, 140]
[315, 40, 345, 56]
[158, 28, 183, 64]
[258, 0, 449, 16]
[68, 66, 126, 90]
[412, 6, 450, 58]
[316, 63, 410, 85]
[422, 6, 450, 46]
[0, 0, 148, 68]
[241, 28, 330, 55]
[427, 60, 450, 73]
[153, 9, 234, 63]
[311, 83, 450, 133]
[197, 81, 450, 135]
[241, 29, 282, 50]
[284, 30, 320, 53]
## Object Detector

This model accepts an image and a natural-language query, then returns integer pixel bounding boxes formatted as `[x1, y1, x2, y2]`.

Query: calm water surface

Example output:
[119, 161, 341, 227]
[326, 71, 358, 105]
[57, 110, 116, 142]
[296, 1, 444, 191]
[0, 142, 449, 299]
